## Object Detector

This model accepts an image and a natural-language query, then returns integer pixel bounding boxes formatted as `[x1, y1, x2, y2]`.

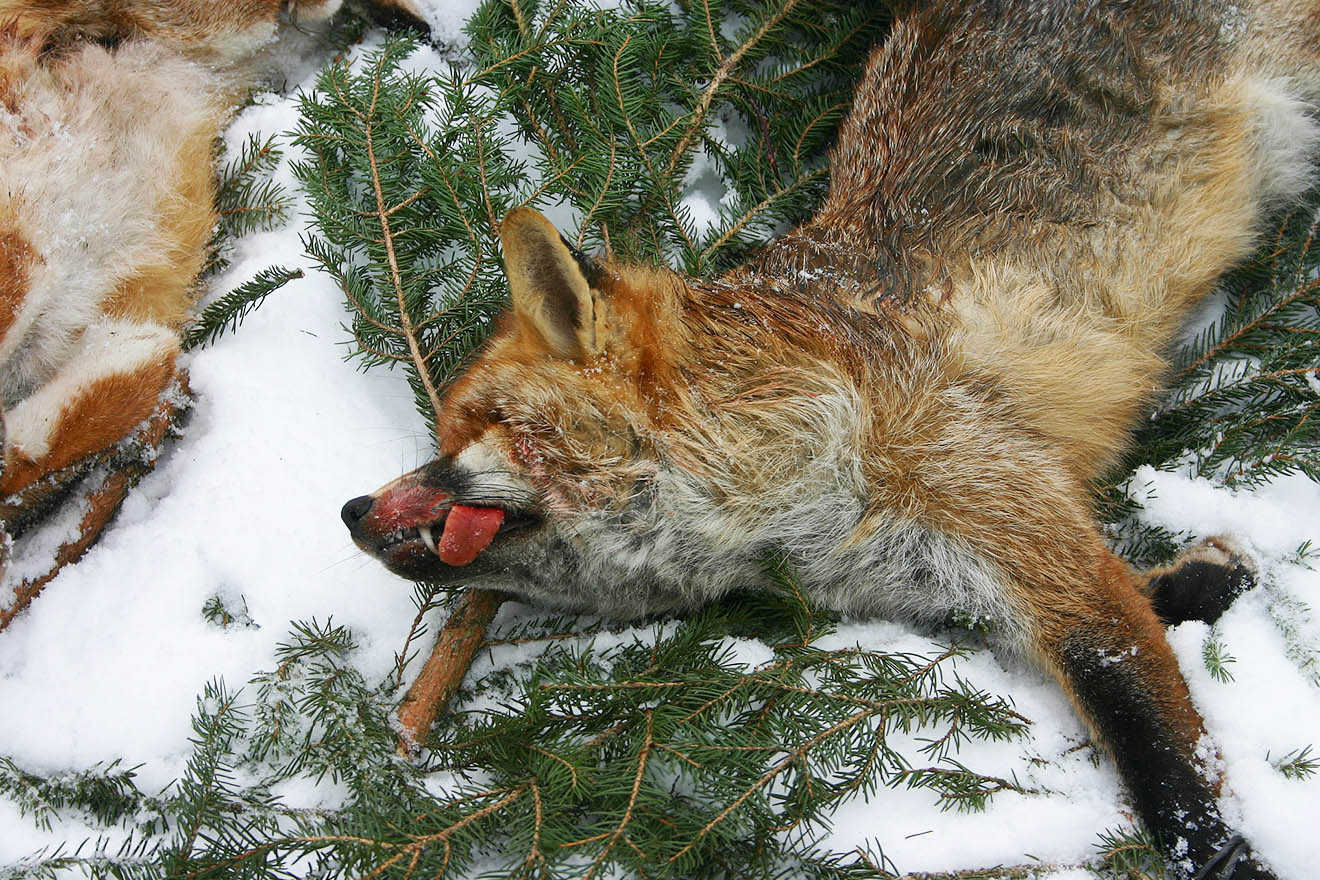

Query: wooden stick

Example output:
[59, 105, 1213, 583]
[0, 375, 191, 632]
[396, 587, 506, 755]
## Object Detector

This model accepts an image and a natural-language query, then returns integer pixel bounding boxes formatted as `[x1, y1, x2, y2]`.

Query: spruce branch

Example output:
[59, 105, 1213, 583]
[395, 589, 506, 754]
[1202, 624, 1237, 684]
[183, 266, 304, 350]
[26, 4, 1320, 879]
[1270, 745, 1318, 781]
[207, 132, 295, 276]
[1, 593, 1032, 878]
[1115, 176, 1320, 489]
[1094, 825, 1168, 880]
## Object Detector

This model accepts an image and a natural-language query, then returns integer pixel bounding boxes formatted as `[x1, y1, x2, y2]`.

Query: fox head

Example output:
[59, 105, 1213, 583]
[341, 209, 875, 617]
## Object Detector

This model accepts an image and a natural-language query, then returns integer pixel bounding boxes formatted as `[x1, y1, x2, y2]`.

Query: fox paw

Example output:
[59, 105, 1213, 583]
[1143, 537, 1257, 626]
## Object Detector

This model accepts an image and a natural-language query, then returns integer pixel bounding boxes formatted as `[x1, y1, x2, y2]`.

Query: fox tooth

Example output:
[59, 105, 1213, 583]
[419, 524, 438, 554]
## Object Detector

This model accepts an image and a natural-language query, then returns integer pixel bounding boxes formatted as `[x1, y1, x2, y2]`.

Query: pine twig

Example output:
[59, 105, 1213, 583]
[183, 266, 304, 350]
[396, 588, 506, 754]
[359, 50, 445, 422]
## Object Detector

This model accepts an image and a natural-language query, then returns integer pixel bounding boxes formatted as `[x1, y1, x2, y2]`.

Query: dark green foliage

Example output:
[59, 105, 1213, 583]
[183, 266, 304, 350]
[292, 34, 530, 427]
[0, 759, 150, 834]
[188, 132, 303, 350]
[207, 133, 296, 277]
[293, 0, 888, 428]
[0, 588, 1029, 879]
[4, 0, 1317, 876]
[1202, 624, 1237, 683]
[463, 0, 886, 273]
[1133, 184, 1320, 489]
[1094, 825, 1167, 880]
[1098, 176, 1320, 571]
[1270, 745, 1318, 781]
[201, 593, 258, 630]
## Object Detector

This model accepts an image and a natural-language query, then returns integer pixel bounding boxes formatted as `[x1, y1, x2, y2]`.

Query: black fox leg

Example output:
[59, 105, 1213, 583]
[1029, 553, 1275, 880]
[1143, 538, 1257, 626]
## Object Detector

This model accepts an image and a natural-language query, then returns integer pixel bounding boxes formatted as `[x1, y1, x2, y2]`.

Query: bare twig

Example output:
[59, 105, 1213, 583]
[396, 588, 507, 754]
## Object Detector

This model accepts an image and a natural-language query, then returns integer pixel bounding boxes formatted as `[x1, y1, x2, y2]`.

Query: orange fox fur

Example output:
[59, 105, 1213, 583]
[344, 2, 1319, 877]
[0, 0, 422, 533]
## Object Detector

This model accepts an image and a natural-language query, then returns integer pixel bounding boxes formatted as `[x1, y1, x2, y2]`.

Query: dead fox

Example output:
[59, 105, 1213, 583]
[343, 1, 1319, 877]
[0, 0, 422, 541]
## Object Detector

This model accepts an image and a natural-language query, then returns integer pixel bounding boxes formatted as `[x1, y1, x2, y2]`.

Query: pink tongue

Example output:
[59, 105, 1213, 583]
[438, 505, 505, 566]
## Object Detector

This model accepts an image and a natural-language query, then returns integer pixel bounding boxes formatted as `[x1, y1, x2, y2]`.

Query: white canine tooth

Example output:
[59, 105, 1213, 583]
[419, 524, 438, 554]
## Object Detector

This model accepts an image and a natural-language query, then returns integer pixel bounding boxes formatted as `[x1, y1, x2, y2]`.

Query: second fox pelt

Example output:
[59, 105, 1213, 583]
[343, 2, 1319, 878]
[0, 0, 422, 536]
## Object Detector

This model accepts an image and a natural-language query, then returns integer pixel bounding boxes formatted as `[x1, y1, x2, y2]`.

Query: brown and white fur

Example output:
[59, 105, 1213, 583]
[0, 0, 423, 543]
[343, 2, 1318, 877]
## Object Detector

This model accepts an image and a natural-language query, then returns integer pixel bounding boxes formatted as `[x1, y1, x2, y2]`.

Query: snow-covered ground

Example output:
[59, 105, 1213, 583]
[2, 9, 1319, 878]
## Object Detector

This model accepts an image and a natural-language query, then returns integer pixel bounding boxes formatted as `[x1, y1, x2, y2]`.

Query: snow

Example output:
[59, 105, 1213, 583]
[3, 16, 1320, 880]
[412, 0, 486, 48]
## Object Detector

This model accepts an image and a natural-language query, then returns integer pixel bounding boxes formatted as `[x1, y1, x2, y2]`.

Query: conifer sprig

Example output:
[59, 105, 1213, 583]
[5, 1, 1318, 876]
[215, 134, 294, 240]
[1270, 744, 1318, 781]
[293, 36, 528, 424]
[206, 133, 295, 277]
[0, 591, 1032, 879]
[183, 266, 304, 351]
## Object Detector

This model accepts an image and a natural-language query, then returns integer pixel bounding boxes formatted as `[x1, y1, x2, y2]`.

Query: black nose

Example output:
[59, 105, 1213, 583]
[341, 495, 374, 530]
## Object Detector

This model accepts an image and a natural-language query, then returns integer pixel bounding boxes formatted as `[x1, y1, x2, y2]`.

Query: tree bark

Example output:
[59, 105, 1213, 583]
[396, 587, 506, 754]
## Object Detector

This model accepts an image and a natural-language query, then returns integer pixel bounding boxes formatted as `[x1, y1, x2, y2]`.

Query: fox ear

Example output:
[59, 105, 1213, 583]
[500, 208, 599, 359]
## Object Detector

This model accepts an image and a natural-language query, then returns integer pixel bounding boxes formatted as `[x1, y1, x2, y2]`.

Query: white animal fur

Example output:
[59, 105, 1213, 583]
[3, 319, 177, 460]
[0, 40, 219, 406]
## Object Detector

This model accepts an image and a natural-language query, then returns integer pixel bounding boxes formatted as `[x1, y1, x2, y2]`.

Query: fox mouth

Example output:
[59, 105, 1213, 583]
[375, 507, 538, 561]
[342, 485, 539, 579]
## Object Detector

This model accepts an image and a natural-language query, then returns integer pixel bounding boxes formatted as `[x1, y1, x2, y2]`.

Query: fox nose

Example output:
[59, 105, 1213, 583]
[341, 495, 374, 530]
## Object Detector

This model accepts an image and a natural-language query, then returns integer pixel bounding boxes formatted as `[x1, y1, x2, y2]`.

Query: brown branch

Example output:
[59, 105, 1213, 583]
[392, 587, 445, 689]
[584, 710, 653, 880]
[698, 166, 828, 263]
[577, 142, 618, 250]
[528, 744, 579, 788]
[611, 36, 695, 254]
[462, 39, 582, 88]
[185, 787, 527, 879]
[482, 631, 580, 647]
[525, 781, 547, 874]
[669, 704, 879, 864]
[396, 588, 507, 754]
[1170, 272, 1319, 386]
[661, 0, 805, 182]
[793, 101, 848, 166]
[362, 52, 445, 422]
[218, 203, 286, 217]
[222, 135, 280, 188]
